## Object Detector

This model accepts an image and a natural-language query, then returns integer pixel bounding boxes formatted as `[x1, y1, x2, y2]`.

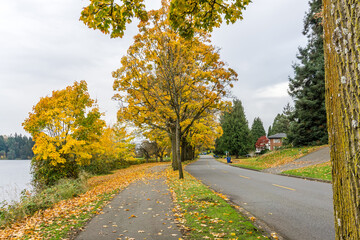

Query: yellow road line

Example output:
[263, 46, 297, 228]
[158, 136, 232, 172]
[272, 184, 295, 191]
[239, 175, 250, 179]
[222, 170, 229, 173]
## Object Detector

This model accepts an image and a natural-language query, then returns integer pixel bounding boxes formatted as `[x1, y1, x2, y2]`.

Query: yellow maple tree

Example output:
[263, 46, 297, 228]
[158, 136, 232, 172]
[185, 114, 223, 156]
[23, 80, 105, 187]
[112, 1, 237, 178]
[143, 128, 171, 162]
[87, 124, 136, 174]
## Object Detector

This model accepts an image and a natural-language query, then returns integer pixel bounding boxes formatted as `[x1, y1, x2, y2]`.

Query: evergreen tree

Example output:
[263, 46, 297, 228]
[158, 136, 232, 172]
[288, 0, 327, 146]
[267, 126, 272, 137]
[250, 117, 266, 148]
[0, 136, 6, 152]
[215, 99, 252, 157]
[269, 104, 293, 136]
[0, 134, 34, 159]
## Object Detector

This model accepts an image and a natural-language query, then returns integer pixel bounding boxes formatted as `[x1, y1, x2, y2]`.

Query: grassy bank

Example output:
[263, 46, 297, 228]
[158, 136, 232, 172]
[0, 163, 166, 239]
[167, 169, 270, 239]
[282, 161, 332, 181]
[0, 174, 89, 228]
[217, 145, 327, 170]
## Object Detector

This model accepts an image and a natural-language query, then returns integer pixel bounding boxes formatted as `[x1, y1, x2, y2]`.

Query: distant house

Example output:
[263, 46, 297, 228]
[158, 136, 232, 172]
[268, 133, 287, 150]
[255, 136, 270, 153]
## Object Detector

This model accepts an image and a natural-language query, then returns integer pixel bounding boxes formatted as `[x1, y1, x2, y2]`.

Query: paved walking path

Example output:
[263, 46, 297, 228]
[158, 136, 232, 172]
[75, 166, 182, 240]
[263, 146, 330, 174]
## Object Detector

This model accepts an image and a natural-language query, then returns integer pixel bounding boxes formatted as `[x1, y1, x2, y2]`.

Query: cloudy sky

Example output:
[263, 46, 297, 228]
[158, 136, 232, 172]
[0, 0, 308, 136]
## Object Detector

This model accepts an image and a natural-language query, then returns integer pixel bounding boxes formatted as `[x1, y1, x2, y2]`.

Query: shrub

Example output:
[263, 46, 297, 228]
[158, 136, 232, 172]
[82, 158, 130, 175]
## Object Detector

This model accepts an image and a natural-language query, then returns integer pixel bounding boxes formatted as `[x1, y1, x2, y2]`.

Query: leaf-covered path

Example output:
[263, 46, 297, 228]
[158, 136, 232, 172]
[75, 165, 182, 240]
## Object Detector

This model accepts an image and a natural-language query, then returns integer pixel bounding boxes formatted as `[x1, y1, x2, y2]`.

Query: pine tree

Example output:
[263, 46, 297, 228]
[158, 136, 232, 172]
[288, 0, 327, 146]
[269, 104, 293, 136]
[250, 117, 266, 148]
[215, 99, 251, 157]
[267, 126, 272, 137]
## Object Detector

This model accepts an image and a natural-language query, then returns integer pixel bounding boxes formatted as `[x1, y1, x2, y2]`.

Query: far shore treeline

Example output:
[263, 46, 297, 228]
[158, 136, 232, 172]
[0, 134, 34, 160]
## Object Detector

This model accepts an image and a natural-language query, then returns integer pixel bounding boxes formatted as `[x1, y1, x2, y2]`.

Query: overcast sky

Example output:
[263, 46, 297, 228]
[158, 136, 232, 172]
[0, 0, 308, 136]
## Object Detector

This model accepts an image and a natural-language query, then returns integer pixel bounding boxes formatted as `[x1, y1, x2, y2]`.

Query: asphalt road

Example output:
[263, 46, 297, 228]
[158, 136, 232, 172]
[186, 155, 335, 240]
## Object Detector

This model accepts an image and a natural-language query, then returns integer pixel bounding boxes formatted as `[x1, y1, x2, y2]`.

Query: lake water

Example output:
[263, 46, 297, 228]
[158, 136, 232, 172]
[0, 160, 32, 203]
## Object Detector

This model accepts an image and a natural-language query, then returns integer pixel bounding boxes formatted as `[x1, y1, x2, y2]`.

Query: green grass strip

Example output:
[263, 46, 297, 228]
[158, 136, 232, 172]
[167, 170, 268, 239]
[232, 164, 265, 171]
[282, 162, 332, 181]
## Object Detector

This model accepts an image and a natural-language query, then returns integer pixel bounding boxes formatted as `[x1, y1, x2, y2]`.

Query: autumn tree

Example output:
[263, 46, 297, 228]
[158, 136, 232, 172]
[80, 0, 250, 39]
[85, 125, 135, 174]
[23, 81, 105, 188]
[144, 129, 171, 162]
[182, 113, 223, 161]
[255, 136, 269, 152]
[113, 2, 236, 178]
[138, 140, 157, 163]
[323, 1, 360, 238]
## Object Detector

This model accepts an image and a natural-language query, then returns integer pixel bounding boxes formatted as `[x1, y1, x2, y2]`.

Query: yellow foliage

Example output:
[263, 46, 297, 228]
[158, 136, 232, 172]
[96, 125, 136, 163]
[81, 0, 250, 39]
[23, 81, 106, 184]
[113, 2, 237, 160]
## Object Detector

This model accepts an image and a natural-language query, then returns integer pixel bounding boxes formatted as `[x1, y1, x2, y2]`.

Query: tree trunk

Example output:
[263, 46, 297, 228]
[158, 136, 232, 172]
[170, 133, 178, 170]
[186, 144, 194, 160]
[181, 138, 186, 162]
[176, 119, 184, 179]
[324, 1, 360, 238]
[181, 138, 194, 161]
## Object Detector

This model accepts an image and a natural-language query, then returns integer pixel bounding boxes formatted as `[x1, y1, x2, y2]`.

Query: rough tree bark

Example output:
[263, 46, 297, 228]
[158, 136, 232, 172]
[181, 138, 194, 162]
[170, 133, 178, 170]
[323, 0, 360, 238]
[176, 119, 184, 179]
